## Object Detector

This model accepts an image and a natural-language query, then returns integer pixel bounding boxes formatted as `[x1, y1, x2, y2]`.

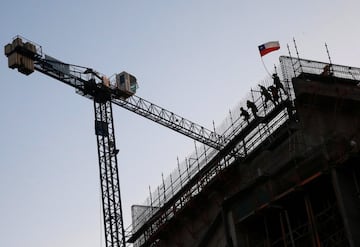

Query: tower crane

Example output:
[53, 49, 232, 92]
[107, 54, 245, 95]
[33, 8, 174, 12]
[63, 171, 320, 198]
[4, 36, 224, 247]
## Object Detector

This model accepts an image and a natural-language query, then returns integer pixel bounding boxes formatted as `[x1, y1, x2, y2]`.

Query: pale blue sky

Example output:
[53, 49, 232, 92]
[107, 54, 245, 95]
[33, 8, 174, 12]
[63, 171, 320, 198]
[1, 1, 360, 247]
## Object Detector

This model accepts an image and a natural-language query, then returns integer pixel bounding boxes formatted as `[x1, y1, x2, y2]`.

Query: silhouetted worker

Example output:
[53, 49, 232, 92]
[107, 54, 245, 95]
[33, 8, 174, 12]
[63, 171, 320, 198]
[240, 107, 250, 123]
[321, 64, 333, 76]
[272, 73, 285, 96]
[259, 84, 272, 108]
[268, 85, 279, 105]
[246, 100, 258, 118]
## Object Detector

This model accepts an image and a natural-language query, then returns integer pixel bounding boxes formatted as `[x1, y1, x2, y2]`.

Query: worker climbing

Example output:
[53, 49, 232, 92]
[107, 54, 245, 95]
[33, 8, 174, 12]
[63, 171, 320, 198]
[272, 73, 286, 97]
[240, 107, 250, 123]
[268, 85, 279, 105]
[259, 84, 273, 108]
[246, 100, 258, 118]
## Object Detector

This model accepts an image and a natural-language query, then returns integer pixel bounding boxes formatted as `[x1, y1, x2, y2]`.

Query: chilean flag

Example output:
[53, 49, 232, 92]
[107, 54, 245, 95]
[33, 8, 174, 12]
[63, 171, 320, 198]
[258, 41, 280, 57]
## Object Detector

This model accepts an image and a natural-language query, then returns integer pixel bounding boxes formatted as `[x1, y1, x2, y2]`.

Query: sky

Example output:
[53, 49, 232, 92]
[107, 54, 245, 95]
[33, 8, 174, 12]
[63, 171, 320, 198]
[1, 1, 360, 247]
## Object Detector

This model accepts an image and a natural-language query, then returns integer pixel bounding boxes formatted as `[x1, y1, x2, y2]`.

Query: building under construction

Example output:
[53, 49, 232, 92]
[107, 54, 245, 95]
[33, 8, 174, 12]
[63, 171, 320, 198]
[129, 57, 360, 247]
[5, 37, 360, 247]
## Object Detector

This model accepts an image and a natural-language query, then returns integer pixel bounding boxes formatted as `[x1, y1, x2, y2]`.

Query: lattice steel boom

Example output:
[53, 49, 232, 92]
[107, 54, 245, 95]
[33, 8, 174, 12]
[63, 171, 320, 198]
[4, 35, 224, 247]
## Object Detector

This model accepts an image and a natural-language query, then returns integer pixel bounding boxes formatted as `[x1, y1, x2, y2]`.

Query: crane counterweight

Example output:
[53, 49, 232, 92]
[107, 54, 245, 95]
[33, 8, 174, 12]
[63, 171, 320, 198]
[5, 37, 37, 75]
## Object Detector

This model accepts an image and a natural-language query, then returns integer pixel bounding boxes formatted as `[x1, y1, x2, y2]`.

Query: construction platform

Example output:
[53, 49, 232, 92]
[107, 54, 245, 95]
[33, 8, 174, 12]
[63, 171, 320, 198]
[128, 57, 360, 247]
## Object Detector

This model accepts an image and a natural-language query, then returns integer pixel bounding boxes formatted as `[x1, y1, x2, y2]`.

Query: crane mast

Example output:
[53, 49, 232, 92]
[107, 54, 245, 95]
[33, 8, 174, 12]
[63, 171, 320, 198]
[4, 35, 224, 247]
[95, 99, 126, 247]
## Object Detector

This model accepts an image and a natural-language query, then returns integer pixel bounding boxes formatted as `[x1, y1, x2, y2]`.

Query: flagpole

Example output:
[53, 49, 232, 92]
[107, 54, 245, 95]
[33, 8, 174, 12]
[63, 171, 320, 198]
[261, 56, 272, 77]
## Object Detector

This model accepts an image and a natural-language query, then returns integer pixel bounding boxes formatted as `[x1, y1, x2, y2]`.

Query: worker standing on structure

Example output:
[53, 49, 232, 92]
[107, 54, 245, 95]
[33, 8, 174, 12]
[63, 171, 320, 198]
[240, 107, 250, 123]
[259, 84, 273, 108]
[268, 85, 279, 105]
[272, 73, 285, 97]
[246, 100, 258, 118]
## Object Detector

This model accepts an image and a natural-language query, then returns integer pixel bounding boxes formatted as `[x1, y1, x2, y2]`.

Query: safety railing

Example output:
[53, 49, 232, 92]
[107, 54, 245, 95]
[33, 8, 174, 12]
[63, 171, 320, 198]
[280, 56, 360, 84]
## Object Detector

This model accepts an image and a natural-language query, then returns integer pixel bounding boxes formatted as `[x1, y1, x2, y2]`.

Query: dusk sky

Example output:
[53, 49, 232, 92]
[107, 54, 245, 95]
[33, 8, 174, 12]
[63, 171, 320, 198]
[1, 1, 360, 247]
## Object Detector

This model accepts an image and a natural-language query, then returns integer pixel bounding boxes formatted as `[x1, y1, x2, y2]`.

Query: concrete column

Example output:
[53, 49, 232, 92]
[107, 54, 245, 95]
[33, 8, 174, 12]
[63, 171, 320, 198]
[224, 210, 237, 247]
[332, 166, 360, 247]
